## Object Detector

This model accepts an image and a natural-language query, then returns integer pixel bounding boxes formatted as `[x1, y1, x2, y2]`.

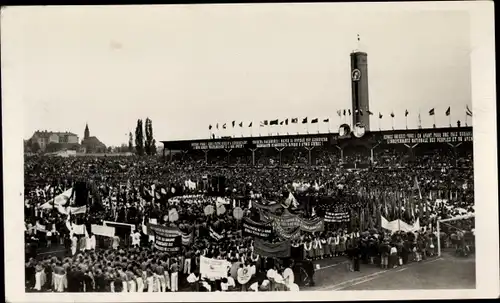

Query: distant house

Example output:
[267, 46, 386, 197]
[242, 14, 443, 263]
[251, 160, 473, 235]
[29, 130, 79, 151]
[81, 124, 107, 153]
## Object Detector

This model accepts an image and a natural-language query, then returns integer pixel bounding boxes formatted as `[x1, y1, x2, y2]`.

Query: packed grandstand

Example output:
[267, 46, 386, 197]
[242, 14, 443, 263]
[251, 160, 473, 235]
[24, 127, 474, 293]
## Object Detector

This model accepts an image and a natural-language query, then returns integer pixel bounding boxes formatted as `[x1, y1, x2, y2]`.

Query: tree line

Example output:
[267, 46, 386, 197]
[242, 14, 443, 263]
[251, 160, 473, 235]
[130, 117, 157, 156]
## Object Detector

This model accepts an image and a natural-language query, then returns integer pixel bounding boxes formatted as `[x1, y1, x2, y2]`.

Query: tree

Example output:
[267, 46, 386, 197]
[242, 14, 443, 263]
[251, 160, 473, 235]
[135, 119, 144, 156]
[144, 118, 156, 156]
[144, 118, 151, 155]
[128, 132, 134, 152]
[46, 142, 62, 153]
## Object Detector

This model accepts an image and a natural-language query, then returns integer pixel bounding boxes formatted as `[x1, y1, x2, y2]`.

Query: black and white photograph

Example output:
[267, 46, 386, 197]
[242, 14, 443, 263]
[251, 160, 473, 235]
[2, 2, 498, 302]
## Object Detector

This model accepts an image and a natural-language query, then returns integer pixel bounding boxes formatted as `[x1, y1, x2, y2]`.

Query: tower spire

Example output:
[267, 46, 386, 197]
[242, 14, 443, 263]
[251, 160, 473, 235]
[84, 122, 90, 139]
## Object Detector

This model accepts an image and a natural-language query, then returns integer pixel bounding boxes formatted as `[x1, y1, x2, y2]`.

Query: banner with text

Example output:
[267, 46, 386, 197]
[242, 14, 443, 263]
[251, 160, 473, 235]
[147, 224, 182, 252]
[382, 130, 473, 145]
[242, 218, 273, 239]
[200, 256, 231, 279]
[325, 212, 351, 223]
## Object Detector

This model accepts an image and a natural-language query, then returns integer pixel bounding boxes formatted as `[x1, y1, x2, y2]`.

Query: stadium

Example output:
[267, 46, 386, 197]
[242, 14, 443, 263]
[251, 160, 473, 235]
[24, 48, 475, 293]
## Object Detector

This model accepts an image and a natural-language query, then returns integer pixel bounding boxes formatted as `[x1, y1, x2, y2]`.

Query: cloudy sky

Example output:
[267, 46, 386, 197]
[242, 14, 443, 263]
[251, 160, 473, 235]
[3, 4, 472, 146]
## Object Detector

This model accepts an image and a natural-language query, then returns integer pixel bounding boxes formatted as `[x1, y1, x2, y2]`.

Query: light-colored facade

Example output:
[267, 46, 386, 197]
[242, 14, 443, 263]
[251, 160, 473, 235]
[30, 131, 79, 150]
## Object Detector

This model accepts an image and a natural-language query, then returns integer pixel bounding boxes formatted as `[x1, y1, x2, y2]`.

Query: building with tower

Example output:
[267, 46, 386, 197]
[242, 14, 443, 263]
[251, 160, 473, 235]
[350, 47, 371, 131]
[81, 123, 107, 153]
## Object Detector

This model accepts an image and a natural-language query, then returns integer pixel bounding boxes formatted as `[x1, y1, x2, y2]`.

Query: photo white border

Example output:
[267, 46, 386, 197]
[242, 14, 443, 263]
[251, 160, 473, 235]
[2, 1, 497, 302]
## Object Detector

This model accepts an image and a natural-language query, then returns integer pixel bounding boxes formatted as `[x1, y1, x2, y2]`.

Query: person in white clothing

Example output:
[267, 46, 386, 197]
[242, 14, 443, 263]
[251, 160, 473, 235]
[283, 265, 295, 287]
[70, 234, 78, 256]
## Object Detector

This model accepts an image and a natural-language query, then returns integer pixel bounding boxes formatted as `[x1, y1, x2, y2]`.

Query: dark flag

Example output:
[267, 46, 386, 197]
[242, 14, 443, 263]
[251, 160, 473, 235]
[379, 113, 383, 119]
[302, 117, 308, 124]
[359, 109, 364, 116]
[390, 112, 395, 118]
[209, 125, 212, 130]
[367, 110, 373, 115]
[323, 118, 329, 123]
[223, 123, 227, 129]
[285, 118, 289, 125]
[466, 105, 473, 116]
[216, 123, 219, 129]
[445, 107, 451, 116]
[291, 118, 298, 123]
[405, 110, 409, 117]
[270, 119, 279, 125]
[337, 110, 342, 117]
[343, 109, 346, 116]
[429, 108, 435, 116]
[348, 109, 351, 116]
[280, 120, 284, 125]
[232, 121, 235, 127]
[249, 122, 253, 127]
[239, 122, 243, 127]
[311, 118, 318, 124]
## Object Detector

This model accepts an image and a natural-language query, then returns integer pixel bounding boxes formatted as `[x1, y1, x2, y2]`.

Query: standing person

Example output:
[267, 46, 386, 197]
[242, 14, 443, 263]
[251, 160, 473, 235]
[380, 240, 390, 269]
[170, 257, 179, 292]
[352, 241, 361, 272]
[71, 234, 78, 256]
[389, 243, 398, 268]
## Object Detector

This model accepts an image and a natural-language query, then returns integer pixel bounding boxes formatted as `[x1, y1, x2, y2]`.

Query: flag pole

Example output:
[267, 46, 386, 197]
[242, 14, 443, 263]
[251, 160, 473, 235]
[449, 113, 451, 128]
[405, 115, 408, 129]
[433, 115, 436, 128]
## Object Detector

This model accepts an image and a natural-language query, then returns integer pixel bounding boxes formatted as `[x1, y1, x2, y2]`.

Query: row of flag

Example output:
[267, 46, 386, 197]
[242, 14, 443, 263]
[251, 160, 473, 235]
[208, 105, 474, 130]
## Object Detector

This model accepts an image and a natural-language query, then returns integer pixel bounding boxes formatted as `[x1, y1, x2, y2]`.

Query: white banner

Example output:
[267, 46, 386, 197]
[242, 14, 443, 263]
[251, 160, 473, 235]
[91, 224, 115, 237]
[381, 216, 420, 233]
[199, 256, 231, 279]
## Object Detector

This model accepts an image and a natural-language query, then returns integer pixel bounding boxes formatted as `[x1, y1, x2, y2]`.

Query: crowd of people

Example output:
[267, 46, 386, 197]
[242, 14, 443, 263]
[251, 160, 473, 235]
[24, 142, 474, 293]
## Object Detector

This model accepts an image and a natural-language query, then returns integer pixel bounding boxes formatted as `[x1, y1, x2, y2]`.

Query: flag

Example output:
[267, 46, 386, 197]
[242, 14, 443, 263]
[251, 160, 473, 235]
[323, 118, 329, 123]
[429, 108, 435, 116]
[291, 118, 298, 123]
[337, 110, 341, 117]
[390, 112, 395, 118]
[216, 123, 219, 129]
[232, 121, 235, 127]
[445, 107, 451, 116]
[239, 122, 243, 127]
[466, 105, 473, 116]
[355, 109, 363, 116]
[311, 118, 318, 124]
[348, 109, 351, 116]
[302, 117, 308, 123]
[249, 122, 253, 127]
[343, 109, 346, 116]
[379, 113, 383, 119]
[280, 120, 284, 125]
[209, 125, 212, 130]
[367, 110, 373, 115]
[223, 123, 227, 129]
[270, 119, 279, 125]
[414, 176, 422, 200]
[285, 118, 289, 125]
[405, 110, 409, 117]
[260, 120, 268, 127]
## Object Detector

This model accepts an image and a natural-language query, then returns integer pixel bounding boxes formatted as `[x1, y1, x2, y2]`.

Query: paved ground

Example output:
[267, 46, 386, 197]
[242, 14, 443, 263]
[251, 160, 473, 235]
[309, 251, 475, 291]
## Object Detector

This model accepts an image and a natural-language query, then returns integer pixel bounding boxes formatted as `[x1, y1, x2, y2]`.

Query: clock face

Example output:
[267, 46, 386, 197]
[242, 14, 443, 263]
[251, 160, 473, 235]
[352, 69, 361, 81]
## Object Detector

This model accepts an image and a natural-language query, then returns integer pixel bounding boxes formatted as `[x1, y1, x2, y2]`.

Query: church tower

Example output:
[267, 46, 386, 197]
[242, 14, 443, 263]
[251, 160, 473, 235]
[84, 123, 90, 140]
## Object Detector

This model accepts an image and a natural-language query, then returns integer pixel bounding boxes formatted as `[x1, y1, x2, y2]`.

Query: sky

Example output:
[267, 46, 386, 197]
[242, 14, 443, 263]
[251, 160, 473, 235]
[3, 4, 472, 146]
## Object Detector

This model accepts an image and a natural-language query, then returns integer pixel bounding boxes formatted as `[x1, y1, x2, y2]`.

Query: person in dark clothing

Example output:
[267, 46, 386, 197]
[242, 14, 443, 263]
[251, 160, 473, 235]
[352, 244, 361, 272]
